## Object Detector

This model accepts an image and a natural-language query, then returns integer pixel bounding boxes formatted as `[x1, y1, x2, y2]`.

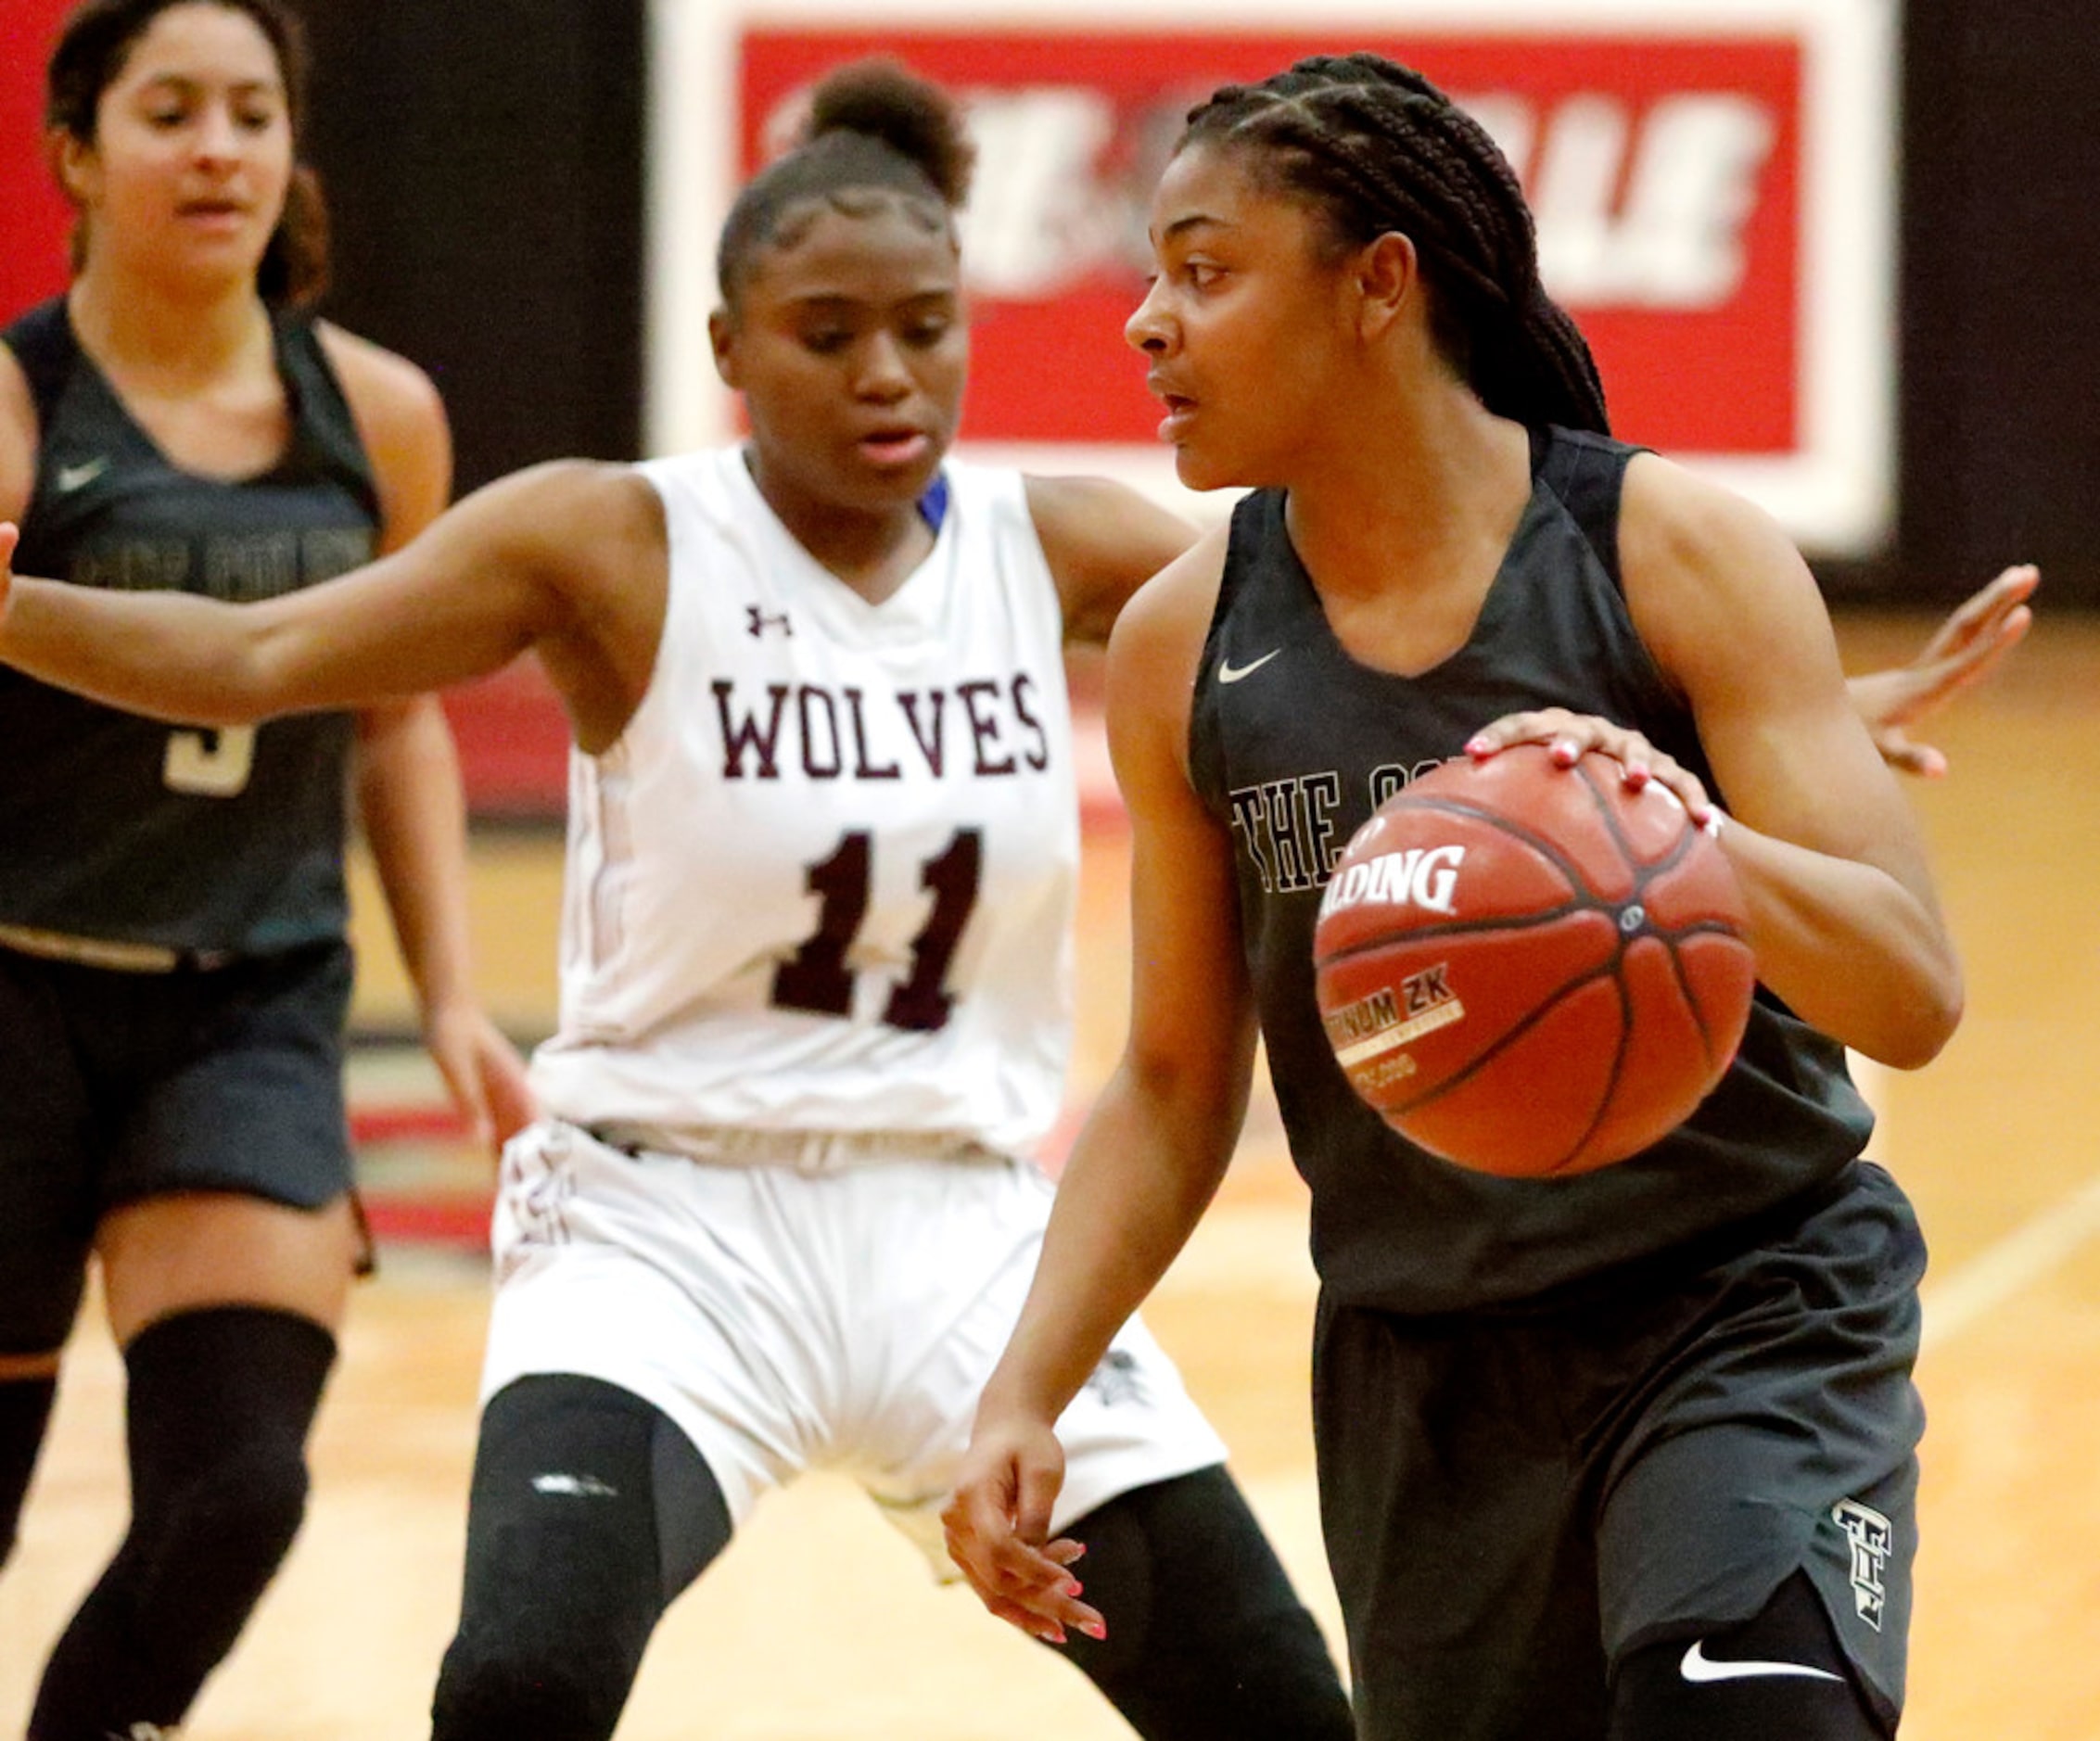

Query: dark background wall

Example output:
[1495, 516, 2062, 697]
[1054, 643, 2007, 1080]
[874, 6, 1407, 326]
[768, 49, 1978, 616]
[1885, 0, 2100, 604]
[298, 0, 647, 492]
[287, 4, 2099, 604]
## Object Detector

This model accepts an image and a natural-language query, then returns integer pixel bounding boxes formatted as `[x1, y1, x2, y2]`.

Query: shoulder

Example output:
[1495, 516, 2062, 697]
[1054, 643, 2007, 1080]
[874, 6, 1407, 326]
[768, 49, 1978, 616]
[1100, 522, 1233, 805]
[315, 320, 452, 546]
[1620, 449, 1797, 575]
[0, 340, 35, 523]
[314, 321, 446, 445]
[474, 456, 663, 565]
[1105, 526, 1229, 717]
[1616, 448, 1838, 693]
[1020, 472, 1201, 646]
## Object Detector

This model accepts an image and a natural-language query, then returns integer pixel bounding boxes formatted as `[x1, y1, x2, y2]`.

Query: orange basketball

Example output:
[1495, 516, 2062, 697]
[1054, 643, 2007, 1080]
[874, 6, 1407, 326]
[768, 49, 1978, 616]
[1311, 744, 1755, 1177]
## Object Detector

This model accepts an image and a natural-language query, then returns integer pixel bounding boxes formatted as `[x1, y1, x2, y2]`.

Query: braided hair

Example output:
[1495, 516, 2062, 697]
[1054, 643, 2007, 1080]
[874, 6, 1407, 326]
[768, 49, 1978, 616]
[716, 59, 975, 309]
[1180, 53, 1608, 435]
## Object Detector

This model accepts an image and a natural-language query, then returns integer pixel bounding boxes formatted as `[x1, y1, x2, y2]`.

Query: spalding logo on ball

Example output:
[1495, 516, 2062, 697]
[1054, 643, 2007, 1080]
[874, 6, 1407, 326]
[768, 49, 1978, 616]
[1312, 743, 1755, 1177]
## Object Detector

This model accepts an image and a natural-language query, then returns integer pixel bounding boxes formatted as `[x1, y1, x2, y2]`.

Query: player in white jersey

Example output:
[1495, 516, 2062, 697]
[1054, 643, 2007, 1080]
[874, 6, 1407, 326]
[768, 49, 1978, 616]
[0, 54, 2035, 1741]
[529, 448, 1082, 1155]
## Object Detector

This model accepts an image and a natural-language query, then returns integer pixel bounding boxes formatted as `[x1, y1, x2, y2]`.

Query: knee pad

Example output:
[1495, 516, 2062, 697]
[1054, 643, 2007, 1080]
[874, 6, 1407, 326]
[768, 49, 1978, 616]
[29, 1306, 334, 1741]
[0, 1375, 58, 1567]
[1056, 1465, 1354, 1741]
[431, 1375, 732, 1741]
[1611, 1570, 1891, 1741]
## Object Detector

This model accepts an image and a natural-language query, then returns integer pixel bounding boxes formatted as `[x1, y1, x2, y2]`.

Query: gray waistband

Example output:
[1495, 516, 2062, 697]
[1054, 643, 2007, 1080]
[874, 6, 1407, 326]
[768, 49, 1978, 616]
[585, 1121, 1009, 1175]
[0, 921, 236, 974]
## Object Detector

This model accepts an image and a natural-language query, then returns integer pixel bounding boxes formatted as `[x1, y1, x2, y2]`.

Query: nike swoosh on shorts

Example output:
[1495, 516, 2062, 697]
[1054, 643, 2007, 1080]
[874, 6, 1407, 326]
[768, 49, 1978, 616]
[1679, 1638, 1845, 1684]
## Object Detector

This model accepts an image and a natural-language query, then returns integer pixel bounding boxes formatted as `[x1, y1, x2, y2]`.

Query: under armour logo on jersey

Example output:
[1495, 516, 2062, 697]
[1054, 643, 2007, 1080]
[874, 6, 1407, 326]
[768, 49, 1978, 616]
[746, 605, 794, 639]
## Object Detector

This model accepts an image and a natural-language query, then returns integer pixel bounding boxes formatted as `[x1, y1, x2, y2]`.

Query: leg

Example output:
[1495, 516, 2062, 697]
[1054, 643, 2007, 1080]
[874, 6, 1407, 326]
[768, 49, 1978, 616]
[1056, 1465, 1354, 1741]
[28, 1190, 354, 1740]
[28, 1303, 337, 1738]
[1313, 1299, 1609, 1741]
[1594, 1168, 1924, 1736]
[0, 947, 95, 1571]
[862, 1158, 1348, 1735]
[1610, 1571, 1890, 1740]
[431, 1375, 733, 1741]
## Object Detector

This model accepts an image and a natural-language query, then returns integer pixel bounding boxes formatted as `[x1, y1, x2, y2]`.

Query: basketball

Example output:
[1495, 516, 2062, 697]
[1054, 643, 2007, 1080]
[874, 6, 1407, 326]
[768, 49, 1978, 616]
[1311, 744, 1755, 1177]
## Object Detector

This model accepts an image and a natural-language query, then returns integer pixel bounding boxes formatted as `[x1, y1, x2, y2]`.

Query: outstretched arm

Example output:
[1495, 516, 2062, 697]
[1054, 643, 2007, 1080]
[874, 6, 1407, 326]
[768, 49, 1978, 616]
[1845, 565, 2037, 777]
[943, 531, 1255, 1645]
[0, 459, 643, 729]
[1474, 456, 1962, 1066]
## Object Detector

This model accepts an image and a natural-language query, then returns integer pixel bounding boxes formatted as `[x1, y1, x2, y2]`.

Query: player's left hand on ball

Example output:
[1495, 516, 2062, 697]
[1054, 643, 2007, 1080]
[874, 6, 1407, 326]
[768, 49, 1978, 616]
[0, 522, 18, 614]
[1464, 708, 1720, 832]
[942, 1420, 1104, 1646]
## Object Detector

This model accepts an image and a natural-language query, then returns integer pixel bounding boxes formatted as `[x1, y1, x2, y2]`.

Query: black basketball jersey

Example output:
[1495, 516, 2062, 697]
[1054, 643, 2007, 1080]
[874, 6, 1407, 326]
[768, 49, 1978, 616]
[1, 299, 377, 954]
[1188, 426, 1874, 1315]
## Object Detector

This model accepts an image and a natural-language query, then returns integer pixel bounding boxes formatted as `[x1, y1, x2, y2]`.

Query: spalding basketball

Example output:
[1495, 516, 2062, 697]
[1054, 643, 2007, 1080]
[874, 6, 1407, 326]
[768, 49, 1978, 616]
[1311, 744, 1755, 1177]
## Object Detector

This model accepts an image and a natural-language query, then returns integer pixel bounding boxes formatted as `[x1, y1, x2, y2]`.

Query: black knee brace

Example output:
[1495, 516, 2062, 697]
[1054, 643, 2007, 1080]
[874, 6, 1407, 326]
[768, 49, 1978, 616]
[1610, 1570, 1891, 1741]
[431, 1374, 732, 1741]
[28, 1305, 336, 1741]
[1055, 1464, 1355, 1740]
[0, 1374, 58, 1567]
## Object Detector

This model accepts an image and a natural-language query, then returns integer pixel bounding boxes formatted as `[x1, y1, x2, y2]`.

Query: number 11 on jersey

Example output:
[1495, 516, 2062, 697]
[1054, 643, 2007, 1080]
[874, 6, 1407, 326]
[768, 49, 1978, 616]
[772, 828, 983, 1033]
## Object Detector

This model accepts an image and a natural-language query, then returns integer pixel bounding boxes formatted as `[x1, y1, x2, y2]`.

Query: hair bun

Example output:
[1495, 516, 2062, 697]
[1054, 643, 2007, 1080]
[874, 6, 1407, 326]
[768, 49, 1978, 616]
[802, 59, 975, 209]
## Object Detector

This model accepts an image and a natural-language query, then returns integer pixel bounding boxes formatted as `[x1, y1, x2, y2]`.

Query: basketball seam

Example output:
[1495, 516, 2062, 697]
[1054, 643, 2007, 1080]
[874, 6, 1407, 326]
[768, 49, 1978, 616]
[1368, 917, 1736, 1170]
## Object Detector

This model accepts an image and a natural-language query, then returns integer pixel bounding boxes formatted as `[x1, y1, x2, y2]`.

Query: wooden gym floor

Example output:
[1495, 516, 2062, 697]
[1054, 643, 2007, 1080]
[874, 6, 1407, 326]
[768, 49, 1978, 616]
[4, 610, 2096, 1738]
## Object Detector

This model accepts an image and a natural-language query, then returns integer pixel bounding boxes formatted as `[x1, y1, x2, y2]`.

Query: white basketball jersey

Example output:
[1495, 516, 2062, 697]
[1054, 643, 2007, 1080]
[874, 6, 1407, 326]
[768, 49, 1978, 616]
[528, 451, 1079, 1156]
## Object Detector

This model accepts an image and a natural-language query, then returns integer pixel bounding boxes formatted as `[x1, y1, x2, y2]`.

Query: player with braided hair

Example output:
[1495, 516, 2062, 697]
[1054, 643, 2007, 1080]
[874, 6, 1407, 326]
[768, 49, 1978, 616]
[948, 51, 1986, 1741]
[0, 56, 1355, 1741]
[0, 44, 2025, 1741]
[1189, 52, 1610, 436]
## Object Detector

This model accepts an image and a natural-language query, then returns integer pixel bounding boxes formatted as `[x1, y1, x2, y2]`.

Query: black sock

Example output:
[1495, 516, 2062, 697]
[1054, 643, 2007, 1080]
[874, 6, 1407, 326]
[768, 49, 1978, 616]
[29, 1306, 335, 1741]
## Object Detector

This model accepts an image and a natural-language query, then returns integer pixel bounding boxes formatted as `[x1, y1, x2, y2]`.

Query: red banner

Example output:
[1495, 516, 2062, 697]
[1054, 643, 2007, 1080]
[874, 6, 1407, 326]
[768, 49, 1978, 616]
[740, 29, 1802, 456]
[0, 0, 74, 323]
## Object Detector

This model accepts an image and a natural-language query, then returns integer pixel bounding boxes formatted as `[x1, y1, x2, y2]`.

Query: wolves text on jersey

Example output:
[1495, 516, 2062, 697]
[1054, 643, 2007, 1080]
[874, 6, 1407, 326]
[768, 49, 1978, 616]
[713, 673, 1051, 782]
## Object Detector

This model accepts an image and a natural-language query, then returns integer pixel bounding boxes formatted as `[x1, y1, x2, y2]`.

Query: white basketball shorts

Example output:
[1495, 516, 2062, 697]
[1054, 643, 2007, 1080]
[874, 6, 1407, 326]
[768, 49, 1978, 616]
[478, 1120, 1228, 1574]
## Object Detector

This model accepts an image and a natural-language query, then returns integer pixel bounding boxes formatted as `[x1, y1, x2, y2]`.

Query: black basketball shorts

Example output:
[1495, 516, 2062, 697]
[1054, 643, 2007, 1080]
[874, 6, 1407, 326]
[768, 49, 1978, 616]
[1313, 1163, 1923, 1741]
[0, 938, 356, 1355]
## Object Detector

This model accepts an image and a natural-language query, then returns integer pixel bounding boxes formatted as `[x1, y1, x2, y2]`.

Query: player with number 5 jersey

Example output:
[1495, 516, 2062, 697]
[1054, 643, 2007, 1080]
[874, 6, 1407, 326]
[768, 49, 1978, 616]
[0, 5, 532, 1738]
